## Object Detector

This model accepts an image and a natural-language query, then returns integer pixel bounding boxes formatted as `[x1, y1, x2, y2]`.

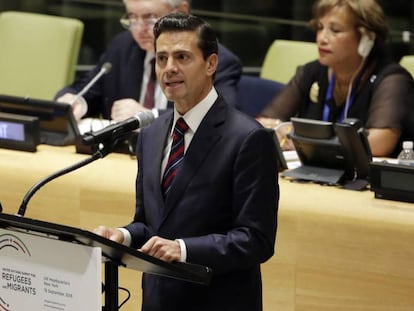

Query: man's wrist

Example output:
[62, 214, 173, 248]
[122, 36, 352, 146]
[175, 239, 187, 262]
[117, 227, 131, 247]
[71, 95, 88, 118]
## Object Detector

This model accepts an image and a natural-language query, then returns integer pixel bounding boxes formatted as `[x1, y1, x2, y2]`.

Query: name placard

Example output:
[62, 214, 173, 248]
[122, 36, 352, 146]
[0, 112, 40, 152]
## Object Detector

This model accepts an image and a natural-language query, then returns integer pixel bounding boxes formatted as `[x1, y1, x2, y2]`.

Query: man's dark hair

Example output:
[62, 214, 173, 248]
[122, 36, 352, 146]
[154, 13, 218, 60]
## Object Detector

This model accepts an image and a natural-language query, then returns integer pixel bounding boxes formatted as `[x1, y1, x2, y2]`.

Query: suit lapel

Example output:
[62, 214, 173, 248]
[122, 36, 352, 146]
[150, 115, 173, 211]
[161, 98, 227, 221]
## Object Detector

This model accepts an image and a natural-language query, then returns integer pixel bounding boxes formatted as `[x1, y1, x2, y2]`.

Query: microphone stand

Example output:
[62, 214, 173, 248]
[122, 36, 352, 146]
[15, 136, 130, 311]
[69, 62, 112, 106]
[16, 138, 120, 217]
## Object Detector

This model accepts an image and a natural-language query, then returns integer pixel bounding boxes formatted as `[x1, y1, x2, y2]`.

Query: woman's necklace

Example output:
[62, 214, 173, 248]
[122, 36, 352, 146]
[324, 59, 368, 122]
[333, 82, 349, 105]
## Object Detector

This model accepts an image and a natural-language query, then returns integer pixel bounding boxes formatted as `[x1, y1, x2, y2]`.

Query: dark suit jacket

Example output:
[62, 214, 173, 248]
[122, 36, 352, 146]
[55, 31, 242, 119]
[125, 96, 279, 311]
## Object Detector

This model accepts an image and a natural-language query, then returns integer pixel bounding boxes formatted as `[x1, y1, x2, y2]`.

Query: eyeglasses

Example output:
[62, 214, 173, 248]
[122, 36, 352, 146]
[119, 13, 158, 29]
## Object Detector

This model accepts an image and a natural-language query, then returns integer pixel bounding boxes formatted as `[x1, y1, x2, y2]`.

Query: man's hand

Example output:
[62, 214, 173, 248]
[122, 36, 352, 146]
[111, 98, 150, 122]
[56, 93, 86, 122]
[139, 236, 181, 262]
[93, 225, 124, 244]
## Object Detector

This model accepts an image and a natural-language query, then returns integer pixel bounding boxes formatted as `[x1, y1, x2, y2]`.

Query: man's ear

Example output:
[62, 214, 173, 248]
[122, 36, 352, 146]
[206, 53, 218, 76]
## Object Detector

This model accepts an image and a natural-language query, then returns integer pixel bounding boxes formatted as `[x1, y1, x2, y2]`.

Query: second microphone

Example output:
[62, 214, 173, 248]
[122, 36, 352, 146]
[82, 110, 155, 146]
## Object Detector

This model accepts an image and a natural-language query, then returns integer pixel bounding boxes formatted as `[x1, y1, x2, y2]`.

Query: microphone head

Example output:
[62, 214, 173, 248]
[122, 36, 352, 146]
[102, 62, 112, 74]
[136, 110, 155, 128]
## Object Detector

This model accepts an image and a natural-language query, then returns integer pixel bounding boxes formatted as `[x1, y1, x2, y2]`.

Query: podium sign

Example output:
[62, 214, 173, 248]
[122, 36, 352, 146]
[0, 213, 212, 310]
[0, 229, 101, 311]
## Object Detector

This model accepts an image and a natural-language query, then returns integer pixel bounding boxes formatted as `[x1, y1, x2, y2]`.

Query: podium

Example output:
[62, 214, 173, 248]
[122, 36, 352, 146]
[0, 213, 212, 310]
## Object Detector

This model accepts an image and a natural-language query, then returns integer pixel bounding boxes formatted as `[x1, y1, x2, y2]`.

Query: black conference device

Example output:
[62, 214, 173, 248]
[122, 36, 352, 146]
[0, 94, 79, 146]
[282, 117, 371, 187]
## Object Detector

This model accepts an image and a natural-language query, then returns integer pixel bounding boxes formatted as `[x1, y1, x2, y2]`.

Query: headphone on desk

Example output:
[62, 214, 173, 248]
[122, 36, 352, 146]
[358, 27, 376, 58]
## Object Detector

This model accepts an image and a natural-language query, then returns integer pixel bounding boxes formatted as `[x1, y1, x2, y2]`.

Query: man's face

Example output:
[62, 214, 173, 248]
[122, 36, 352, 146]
[124, 0, 173, 52]
[155, 31, 218, 112]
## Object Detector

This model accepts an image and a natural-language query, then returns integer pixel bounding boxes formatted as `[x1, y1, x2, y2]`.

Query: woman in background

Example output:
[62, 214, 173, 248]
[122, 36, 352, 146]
[258, 0, 414, 157]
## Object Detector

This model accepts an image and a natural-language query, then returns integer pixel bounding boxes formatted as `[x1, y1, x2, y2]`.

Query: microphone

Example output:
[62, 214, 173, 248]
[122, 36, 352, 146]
[70, 62, 112, 105]
[82, 110, 155, 145]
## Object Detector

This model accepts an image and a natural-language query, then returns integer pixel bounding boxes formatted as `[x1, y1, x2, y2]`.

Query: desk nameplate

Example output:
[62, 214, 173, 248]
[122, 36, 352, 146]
[0, 112, 40, 152]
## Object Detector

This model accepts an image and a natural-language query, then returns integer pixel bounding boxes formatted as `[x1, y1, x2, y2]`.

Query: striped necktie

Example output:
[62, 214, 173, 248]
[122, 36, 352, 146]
[143, 58, 156, 109]
[161, 118, 189, 198]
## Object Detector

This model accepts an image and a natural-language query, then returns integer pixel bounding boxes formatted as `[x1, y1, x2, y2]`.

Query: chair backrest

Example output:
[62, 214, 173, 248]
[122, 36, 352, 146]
[236, 75, 284, 116]
[260, 39, 318, 84]
[399, 55, 414, 78]
[0, 11, 83, 100]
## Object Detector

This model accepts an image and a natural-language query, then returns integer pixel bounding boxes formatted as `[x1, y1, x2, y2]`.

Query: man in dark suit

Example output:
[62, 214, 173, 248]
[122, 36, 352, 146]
[55, 0, 242, 122]
[94, 13, 278, 311]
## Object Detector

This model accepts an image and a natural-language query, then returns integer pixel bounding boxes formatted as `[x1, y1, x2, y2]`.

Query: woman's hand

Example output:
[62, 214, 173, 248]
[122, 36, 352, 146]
[275, 121, 294, 150]
[256, 117, 294, 150]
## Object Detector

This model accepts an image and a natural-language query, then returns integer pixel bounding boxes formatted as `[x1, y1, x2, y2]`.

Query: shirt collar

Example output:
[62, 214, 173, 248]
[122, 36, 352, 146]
[172, 87, 218, 134]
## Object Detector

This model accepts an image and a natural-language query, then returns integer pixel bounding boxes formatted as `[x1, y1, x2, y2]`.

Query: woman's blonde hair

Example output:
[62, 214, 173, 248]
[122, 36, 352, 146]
[310, 0, 388, 44]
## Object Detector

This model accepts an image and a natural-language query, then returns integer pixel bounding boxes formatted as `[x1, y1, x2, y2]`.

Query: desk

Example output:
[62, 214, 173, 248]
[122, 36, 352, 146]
[1, 145, 414, 310]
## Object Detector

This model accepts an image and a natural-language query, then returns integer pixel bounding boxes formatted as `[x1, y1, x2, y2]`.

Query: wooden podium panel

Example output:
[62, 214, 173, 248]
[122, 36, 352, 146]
[1, 145, 414, 310]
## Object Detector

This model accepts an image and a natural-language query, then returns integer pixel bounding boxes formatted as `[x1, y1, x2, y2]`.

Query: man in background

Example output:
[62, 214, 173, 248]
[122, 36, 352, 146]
[55, 0, 242, 122]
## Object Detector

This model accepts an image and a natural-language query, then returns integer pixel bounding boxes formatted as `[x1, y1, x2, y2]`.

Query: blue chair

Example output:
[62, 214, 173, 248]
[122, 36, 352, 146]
[236, 75, 284, 116]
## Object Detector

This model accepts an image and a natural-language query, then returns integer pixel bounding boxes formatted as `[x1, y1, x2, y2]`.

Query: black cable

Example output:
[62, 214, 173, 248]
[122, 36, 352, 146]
[118, 286, 131, 309]
[101, 283, 131, 309]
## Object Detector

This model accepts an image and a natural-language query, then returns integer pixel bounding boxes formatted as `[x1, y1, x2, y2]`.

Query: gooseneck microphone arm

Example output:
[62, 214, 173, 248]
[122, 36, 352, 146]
[17, 150, 104, 217]
[69, 62, 112, 105]
[16, 110, 155, 217]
